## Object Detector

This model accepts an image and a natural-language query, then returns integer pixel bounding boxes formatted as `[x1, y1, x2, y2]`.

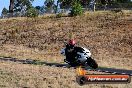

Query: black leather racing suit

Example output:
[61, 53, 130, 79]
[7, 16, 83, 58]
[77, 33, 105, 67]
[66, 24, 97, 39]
[65, 44, 78, 64]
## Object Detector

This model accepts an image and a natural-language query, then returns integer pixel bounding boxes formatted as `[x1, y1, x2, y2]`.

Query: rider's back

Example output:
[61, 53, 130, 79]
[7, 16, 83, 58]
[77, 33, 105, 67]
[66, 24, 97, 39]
[65, 45, 83, 62]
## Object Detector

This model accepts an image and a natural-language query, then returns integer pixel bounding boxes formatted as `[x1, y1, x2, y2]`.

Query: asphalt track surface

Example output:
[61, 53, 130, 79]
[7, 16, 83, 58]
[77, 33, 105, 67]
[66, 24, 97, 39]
[0, 57, 132, 76]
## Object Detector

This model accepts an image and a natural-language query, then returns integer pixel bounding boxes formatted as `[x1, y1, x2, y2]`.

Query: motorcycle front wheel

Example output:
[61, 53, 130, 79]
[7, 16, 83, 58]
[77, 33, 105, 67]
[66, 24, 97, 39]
[87, 57, 98, 69]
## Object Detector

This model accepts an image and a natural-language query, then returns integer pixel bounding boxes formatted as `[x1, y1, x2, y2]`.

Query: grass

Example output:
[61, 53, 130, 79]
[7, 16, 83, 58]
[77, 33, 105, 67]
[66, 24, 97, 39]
[0, 10, 132, 87]
[0, 61, 131, 88]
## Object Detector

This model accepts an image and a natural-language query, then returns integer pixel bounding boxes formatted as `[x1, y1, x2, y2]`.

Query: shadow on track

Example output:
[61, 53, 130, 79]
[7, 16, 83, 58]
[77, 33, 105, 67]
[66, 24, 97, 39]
[0, 56, 69, 67]
[0, 56, 132, 76]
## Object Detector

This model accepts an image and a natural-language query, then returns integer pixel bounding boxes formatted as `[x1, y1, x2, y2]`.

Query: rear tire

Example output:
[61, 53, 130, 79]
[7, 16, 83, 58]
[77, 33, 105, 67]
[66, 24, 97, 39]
[69, 62, 78, 67]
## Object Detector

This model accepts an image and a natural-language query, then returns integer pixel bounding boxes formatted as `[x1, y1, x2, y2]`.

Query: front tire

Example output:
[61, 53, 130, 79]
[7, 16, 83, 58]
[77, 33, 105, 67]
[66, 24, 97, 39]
[87, 57, 98, 69]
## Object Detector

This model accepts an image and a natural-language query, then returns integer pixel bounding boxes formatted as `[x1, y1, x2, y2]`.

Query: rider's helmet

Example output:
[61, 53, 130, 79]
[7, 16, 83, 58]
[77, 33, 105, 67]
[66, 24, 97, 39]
[67, 39, 76, 49]
[68, 39, 76, 46]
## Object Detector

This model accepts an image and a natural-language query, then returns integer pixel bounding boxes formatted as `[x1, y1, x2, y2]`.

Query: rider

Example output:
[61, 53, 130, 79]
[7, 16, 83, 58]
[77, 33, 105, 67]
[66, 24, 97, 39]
[65, 39, 77, 63]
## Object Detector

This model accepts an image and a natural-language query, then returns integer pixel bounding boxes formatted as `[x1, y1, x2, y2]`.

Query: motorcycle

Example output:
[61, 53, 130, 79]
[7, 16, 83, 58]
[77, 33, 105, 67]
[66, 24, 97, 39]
[60, 45, 98, 69]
